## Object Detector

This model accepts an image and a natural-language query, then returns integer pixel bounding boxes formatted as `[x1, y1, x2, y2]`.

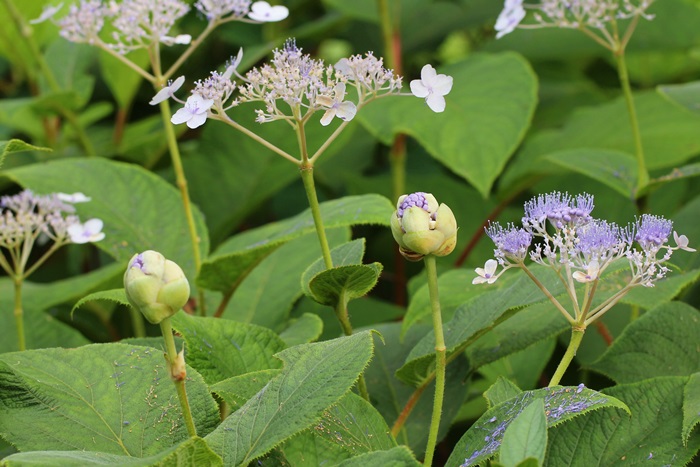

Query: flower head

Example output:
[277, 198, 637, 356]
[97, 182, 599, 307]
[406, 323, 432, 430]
[486, 222, 532, 262]
[110, 0, 190, 52]
[335, 53, 402, 95]
[247, 1, 288, 22]
[57, 0, 111, 44]
[171, 94, 214, 129]
[495, 0, 526, 39]
[410, 64, 453, 113]
[391, 192, 457, 260]
[195, 0, 251, 20]
[124, 251, 190, 324]
[634, 214, 672, 250]
[317, 83, 357, 126]
[523, 192, 594, 231]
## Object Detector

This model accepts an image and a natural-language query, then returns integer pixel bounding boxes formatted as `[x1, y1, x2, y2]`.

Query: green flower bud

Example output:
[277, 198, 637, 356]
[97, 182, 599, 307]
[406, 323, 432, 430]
[391, 192, 458, 261]
[123, 250, 190, 324]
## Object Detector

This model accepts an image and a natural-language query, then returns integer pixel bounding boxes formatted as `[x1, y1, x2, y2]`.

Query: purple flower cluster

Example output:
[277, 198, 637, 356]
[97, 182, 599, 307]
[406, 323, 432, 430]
[485, 222, 532, 261]
[397, 192, 430, 218]
[523, 192, 594, 230]
[634, 214, 672, 249]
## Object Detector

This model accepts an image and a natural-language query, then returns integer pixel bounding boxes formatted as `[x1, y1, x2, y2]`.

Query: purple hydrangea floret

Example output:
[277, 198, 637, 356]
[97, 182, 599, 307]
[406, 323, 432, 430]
[132, 253, 145, 271]
[523, 192, 594, 229]
[398, 192, 429, 217]
[634, 214, 672, 248]
[575, 220, 622, 256]
[486, 222, 532, 259]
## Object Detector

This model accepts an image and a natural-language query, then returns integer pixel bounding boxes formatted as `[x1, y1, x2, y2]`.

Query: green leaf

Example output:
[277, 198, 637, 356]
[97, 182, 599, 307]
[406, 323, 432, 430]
[479, 338, 557, 392]
[590, 302, 700, 384]
[0, 139, 51, 170]
[500, 399, 547, 467]
[397, 267, 563, 387]
[335, 446, 422, 467]
[545, 377, 700, 466]
[220, 228, 349, 330]
[363, 323, 469, 458]
[445, 386, 629, 467]
[621, 269, 700, 309]
[210, 369, 281, 408]
[545, 149, 637, 198]
[0, 437, 223, 466]
[198, 194, 392, 292]
[313, 392, 397, 455]
[307, 263, 383, 307]
[205, 331, 375, 466]
[658, 80, 700, 114]
[502, 91, 700, 190]
[0, 344, 219, 456]
[72, 289, 129, 317]
[484, 377, 522, 408]
[43, 40, 95, 107]
[4, 158, 209, 279]
[301, 238, 366, 298]
[683, 373, 700, 445]
[171, 313, 286, 385]
[279, 430, 352, 466]
[279, 313, 324, 347]
[358, 53, 537, 197]
[650, 162, 700, 186]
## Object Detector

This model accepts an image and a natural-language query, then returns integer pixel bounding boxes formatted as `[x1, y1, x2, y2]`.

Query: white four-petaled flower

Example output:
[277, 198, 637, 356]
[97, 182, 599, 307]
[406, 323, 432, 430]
[473, 259, 499, 285]
[572, 260, 600, 283]
[29, 3, 63, 24]
[410, 64, 453, 113]
[248, 1, 289, 22]
[171, 94, 214, 129]
[317, 83, 357, 126]
[161, 34, 192, 46]
[674, 231, 696, 252]
[150, 76, 185, 105]
[68, 219, 105, 244]
[495, 0, 526, 39]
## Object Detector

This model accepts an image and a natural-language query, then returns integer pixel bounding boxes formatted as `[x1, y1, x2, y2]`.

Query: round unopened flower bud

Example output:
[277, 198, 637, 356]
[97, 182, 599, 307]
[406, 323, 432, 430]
[391, 192, 457, 261]
[123, 250, 190, 324]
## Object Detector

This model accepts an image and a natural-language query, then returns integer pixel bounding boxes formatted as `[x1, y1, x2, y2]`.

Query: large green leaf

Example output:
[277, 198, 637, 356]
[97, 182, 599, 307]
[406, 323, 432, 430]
[4, 158, 209, 279]
[658, 80, 700, 115]
[279, 313, 324, 347]
[205, 331, 375, 466]
[397, 267, 563, 387]
[500, 399, 547, 467]
[171, 313, 286, 385]
[358, 53, 537, 197]
[502, 91, 700, 190]
[198, 194, 392, 292]
[1, 437, 222, 466]
[484, 377, 523, 408]
[210, 369, 281, 409]
[221, 228, 349, 330]
[335, 446, 422, 466]
[446, 386, 629, 467]
[0, 344, 219, 456]
[301, 239, 366, 298]
[545, 377, 700, 466]
[590, 302, 700, 384]
[306, 263, 383, 307]
[546, 149, 637, 198]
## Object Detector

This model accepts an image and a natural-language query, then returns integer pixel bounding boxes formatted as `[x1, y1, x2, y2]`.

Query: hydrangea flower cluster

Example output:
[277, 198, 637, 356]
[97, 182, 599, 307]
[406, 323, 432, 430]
[494, 0, 656, 40]
[0, 190, 105, 277]
[56, 0, 287, 53]
[474, 192, 694, 291]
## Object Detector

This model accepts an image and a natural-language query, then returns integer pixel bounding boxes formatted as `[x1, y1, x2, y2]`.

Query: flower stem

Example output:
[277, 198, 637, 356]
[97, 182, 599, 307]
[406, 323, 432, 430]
[13, 278, 25, 351]
[423, 255, 446, 467]
[157, 98, 205, 315]
[548, 328, 585, 387]
[160, 317, 197, 437]
[615, 48, 648, 194]
[299, 163, 333, 270]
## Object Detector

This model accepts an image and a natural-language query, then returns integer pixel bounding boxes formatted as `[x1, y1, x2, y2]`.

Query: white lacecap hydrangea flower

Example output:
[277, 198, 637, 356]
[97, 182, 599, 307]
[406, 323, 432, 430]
[150, 76, 186, 105]
[247, 1, 288, 22]
[171, 94, 215, 128]
[410, 64, 453, 113]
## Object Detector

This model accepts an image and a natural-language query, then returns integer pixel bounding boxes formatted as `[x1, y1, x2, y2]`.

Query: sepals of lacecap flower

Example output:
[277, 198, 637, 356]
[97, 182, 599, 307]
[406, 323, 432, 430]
[391, 192, 457, 261]
[123, 250, 190, 324]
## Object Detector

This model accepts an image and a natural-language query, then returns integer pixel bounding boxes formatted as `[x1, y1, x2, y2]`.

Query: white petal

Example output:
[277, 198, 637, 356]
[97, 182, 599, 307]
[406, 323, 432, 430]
[248, 1, 289, 22]
[57, 192, 91, 203]
[572, 271, 590, 283]
[484, 259, 498, 275]
[170, 76, 185, 93]
[334, 82, 347, 100]
[410, 79, 430, 98]
[174, 34, 191, 45]
[316, 95, 334, 108]
[431, 74, 453, 96]
[420, 64, 437, 85]
[425, 93, 446, 113]
[84, 218, 104, 234]
[150, 87, 172, 105]
[335, 101, 357, 121]
[187, 112, 208, 129]
[67, 224, 87, 244]
[320, 109, 335, 126]
[472, 276, 488, 285]
[171, 107, 192, 125]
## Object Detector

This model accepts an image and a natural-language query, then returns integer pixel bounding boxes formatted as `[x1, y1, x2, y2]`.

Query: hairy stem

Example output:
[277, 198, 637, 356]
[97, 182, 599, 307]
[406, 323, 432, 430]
[160, 317, 197, 437]
[423, 255, 446, 466]
[300, 164, 333, 270]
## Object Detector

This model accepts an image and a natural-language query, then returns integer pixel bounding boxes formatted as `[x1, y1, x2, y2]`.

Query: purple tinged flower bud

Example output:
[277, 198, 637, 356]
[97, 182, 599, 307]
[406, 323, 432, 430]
[123, 250, 190, 324]
[391, 192, 457, 261]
